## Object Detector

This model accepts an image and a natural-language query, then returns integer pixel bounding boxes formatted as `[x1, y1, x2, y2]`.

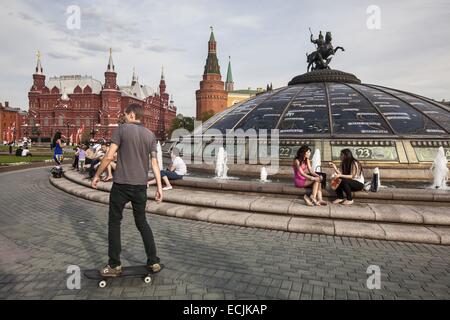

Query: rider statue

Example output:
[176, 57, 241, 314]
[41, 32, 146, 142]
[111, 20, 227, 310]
[307, 30, 345, 72]
[311, 31, 325, 48]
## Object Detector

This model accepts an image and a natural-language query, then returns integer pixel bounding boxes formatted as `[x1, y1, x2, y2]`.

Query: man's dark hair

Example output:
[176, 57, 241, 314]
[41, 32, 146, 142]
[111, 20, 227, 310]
[125, 104, 144, 120]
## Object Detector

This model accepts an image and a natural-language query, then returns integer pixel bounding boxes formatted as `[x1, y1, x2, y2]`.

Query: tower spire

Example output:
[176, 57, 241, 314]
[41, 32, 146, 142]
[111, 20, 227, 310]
[131, 67, 137, 85]
[104, 48, 118, 90]
[107, 48, 115, 72]
[35, 50, 43, 74]
[225, 56, 234, 92]
[159, 65, 166, 94]
[204, 26, 220, 75]
[209, 26, 216, 42]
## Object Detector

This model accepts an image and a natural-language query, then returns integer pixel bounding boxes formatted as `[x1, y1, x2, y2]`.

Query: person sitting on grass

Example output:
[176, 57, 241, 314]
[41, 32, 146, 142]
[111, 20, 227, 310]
[15, 146, 23, 157]
[148, 147, 186, 191]
[21, 147, 32, 157]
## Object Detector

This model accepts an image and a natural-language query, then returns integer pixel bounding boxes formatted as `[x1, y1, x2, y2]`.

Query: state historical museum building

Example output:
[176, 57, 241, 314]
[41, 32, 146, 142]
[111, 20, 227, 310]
[27, 50, 177, 142]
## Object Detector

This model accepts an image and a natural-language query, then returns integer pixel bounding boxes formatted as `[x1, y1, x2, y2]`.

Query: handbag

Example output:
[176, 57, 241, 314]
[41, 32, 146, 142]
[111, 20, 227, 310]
[315, 172, 327, 189]
[330, 176, 342, 191]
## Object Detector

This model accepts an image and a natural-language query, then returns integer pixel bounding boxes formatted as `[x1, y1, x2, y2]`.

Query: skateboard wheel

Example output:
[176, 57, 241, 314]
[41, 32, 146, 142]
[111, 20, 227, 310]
[98, 280, 107, 288]
[144, 276, 152, 284]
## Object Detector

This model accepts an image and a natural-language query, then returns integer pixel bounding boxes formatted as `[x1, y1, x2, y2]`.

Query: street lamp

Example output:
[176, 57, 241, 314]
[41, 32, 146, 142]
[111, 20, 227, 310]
[36, 124, 41, 145]
[65, 122, 71, 145]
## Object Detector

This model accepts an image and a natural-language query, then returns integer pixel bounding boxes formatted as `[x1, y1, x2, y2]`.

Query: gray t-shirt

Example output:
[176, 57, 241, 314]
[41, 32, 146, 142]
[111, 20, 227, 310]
[111, 123, 157, 186]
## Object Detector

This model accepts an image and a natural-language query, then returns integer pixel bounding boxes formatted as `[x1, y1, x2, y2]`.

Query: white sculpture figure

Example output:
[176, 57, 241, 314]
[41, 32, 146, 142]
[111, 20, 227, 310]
[431, 147, 449, 190]
[215, 147, 228, 179]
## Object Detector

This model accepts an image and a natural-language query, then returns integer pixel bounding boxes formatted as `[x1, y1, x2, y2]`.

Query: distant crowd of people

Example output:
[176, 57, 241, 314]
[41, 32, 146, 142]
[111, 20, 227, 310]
[51, 133, 187, 190]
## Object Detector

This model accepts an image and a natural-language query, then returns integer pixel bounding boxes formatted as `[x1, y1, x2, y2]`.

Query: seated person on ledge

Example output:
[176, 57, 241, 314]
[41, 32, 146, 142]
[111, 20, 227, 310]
[329, 148, 365, 206]
[293, 145, 327, 206]
[148, 147, 186, 191]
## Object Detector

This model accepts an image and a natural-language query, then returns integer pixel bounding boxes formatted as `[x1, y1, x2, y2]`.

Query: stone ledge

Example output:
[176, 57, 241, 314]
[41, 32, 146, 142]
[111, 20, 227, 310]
[50, 175, 450, 245]
[63, 165, 450, 204]
[61, 167, 450, 227]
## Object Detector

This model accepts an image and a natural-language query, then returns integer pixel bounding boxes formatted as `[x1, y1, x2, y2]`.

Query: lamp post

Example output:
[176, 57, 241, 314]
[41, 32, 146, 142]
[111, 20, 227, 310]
[36, 124, 41, 145]
[65, 121, 71, 146]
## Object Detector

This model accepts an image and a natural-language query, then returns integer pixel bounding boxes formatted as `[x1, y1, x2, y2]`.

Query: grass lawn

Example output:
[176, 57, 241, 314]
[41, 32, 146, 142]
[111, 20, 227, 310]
[0, 155, 52, 164]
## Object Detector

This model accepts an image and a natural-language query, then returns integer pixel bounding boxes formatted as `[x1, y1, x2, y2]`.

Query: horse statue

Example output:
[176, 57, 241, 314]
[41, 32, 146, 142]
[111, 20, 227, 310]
[306, 31, 345, 72]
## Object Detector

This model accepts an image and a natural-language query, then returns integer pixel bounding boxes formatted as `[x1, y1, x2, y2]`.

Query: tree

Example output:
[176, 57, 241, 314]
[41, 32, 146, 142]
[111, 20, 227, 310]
[169, 114, 195, 136]
[200, 110, 215, 122]
[80, 130, 91, 145]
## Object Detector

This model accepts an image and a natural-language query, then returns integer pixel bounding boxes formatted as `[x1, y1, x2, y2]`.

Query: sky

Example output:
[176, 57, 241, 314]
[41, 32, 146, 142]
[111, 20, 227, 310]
[0, 0, 449, 117]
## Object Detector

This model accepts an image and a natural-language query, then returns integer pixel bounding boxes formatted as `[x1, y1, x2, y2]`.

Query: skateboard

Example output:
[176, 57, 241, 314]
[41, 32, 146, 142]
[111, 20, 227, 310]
[84, 264, 165, 288]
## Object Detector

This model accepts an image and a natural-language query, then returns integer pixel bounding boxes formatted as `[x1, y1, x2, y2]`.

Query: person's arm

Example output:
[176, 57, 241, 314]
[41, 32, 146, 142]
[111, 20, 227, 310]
[328, 162, 341, 175]
[91, 143, 118, 189]
[297, 160, 319, 182]
[294, 159, 301, 172]
[351, 162, 360, 179]
[337, 163, 357, 179]
[151, 151, 163, 203]
[307, 159, 320, 178]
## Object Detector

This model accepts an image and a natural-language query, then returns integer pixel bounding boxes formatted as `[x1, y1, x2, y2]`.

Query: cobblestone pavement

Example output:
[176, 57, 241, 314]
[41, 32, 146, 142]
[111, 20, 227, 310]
[1, 168, 450, 300]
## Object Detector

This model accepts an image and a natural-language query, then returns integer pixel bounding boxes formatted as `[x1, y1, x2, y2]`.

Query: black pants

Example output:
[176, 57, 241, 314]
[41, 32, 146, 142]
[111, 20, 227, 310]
[108, 183, 160, 268]
[335, 178, 364, 200]
[89, 159, 100, 178]
[72, 156, 79, 169]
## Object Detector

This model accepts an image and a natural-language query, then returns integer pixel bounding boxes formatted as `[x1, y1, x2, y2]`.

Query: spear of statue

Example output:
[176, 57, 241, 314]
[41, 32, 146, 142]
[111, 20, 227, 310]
[309, 27, 317, 49]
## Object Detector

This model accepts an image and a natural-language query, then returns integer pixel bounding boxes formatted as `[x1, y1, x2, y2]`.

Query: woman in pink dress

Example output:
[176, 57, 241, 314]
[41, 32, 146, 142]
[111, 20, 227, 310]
[293, 145, 327, 206]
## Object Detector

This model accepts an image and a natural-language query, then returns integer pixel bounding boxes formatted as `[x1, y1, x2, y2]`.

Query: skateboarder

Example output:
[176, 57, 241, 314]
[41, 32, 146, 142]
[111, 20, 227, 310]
[91, 103, 163, 277]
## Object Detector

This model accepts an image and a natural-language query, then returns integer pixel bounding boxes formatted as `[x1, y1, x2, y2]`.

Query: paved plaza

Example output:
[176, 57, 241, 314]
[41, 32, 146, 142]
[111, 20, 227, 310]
[1, 167, 450, 300]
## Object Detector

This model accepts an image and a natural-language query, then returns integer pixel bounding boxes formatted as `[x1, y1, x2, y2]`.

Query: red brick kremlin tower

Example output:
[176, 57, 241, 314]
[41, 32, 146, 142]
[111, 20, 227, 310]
[196, 27, 228, 120]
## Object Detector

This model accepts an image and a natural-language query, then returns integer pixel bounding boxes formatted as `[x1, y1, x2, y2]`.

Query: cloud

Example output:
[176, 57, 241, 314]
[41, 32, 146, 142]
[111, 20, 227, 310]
[12, 11, 42, 25]
[225, 15, 263, 30]
[145, 45, 186, 53]
[185, 74, 200, 80]
[76, 39, 113, 53]
[47, 52, 80, 60]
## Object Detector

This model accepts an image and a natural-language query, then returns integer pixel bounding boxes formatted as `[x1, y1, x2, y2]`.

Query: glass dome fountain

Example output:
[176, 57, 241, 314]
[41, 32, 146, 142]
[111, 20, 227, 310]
[170, 33, 450, 181]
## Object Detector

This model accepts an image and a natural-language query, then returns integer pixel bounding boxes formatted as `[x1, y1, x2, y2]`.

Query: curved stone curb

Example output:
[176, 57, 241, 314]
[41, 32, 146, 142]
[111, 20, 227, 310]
[61, 167, 450, 227]
[49, 175, 450, 245]
[171, 178, 450, 204]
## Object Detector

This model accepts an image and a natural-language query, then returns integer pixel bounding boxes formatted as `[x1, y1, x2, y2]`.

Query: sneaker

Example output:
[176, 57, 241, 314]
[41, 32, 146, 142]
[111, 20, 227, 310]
[162, 186, 173, 191]
[100, 265, 122, 277]
[148, 263, 162, 273]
